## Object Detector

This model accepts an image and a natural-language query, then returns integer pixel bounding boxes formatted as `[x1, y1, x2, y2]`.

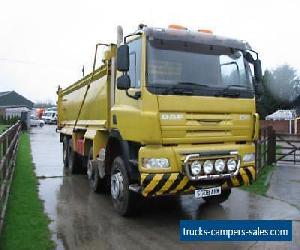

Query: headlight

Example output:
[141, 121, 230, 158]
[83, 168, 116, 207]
[190, 161, 201, 175]
[227, 159, 237, 171]
[243, 153, 255, 163]
[143, 158, 169, 169]
[214, 159, 225, 173]
[203, 160, 213, 174]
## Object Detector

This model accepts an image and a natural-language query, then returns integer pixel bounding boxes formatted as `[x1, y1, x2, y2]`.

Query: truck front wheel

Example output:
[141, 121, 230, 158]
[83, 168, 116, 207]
[203, 189, 231, 204]
[111, 156, 138, 216]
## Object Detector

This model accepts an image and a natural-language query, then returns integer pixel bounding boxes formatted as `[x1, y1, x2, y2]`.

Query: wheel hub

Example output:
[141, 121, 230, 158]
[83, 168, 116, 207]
[111, 172, 124, 199]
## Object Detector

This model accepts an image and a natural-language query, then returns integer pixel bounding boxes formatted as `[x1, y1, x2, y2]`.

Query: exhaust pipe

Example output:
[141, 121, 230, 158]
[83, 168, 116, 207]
[117, 25, 123, 47]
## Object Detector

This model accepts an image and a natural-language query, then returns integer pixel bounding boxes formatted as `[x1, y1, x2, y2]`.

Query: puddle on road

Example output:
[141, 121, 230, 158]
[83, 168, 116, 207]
[30, 125, 64, 177]
[30, 126, 66, 249]
[39, 178, 65, 250]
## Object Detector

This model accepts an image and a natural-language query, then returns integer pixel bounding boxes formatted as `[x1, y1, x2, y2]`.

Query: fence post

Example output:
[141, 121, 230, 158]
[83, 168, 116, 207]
[267, 127, 276, 165]
[255, 127, 262, 174]
[0, 122, 22, 235]
[263, 128, 266, 167]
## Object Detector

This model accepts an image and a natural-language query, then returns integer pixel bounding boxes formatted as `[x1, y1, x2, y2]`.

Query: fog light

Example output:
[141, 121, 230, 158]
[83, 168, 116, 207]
[215, 159, 225, 173]
[203, 160, 213, 174]
[143, 158, 169, 169]
[243, 153, 255, 163]
[227, 159, 237, 171]
[190, 161, 201, 175]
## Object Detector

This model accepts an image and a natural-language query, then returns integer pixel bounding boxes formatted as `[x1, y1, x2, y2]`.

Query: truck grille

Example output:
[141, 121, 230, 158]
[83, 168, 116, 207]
[161, 112, 251, 144]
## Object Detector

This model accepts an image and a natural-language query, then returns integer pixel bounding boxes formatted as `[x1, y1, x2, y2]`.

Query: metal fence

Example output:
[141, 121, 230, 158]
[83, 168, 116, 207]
[276, 133, 300, 164]
[0, 122, 22, 233]
[256, 126, 276, 173]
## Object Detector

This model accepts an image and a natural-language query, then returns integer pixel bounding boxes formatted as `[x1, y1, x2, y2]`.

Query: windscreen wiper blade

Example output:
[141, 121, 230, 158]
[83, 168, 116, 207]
[147, 82, 208, 95]
[215, 84, 249, 97]
[163, 86, 194, 95]
[176, 82, 208, 87]
[163, 82, 209, 94]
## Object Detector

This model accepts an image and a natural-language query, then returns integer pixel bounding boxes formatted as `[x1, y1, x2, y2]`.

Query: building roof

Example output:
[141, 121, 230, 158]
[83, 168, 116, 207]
[0, 91, 34, 109]
[265, 110, 296, 120]
[0, 91, 11, 97]
[0, 105, 31, 109]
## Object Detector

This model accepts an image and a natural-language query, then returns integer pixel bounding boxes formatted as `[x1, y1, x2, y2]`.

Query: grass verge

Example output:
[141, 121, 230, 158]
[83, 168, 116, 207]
[0, 133, 55, 250]
[241, 165, 275, 195]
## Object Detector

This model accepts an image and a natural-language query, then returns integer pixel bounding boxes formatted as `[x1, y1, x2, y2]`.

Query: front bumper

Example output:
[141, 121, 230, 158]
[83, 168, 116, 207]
[140, 166, 255, 197]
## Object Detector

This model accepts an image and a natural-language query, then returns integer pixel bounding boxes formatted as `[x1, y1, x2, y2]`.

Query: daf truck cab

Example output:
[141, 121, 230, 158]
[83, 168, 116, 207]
[57, 25, 262, 216]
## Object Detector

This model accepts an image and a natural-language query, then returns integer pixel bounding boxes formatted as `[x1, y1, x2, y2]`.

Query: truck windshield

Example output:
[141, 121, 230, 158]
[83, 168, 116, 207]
[146, 38, 254, 98]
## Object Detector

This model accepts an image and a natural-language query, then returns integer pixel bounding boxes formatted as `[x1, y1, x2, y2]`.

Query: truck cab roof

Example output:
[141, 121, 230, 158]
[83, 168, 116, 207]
[143, 27, 252, 51]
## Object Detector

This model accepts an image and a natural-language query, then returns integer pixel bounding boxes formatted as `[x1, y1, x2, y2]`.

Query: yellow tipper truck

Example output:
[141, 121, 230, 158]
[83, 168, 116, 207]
[57, 24, 262, 216]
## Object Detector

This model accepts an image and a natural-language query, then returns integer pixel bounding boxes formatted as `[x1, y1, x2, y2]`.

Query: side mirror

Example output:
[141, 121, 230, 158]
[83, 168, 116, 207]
[254, 59, 262, 83]
[117, 75, 131, 90]
[117, 45, 129, 71]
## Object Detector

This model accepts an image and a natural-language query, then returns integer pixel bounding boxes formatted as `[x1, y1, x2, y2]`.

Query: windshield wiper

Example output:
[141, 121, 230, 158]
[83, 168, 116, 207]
[215, 84, 249, 97]
[147, 82, 209, 95]
[176, 82, 208, 87]
[163, 82, 209, 95]
[163, 86, 194, 95]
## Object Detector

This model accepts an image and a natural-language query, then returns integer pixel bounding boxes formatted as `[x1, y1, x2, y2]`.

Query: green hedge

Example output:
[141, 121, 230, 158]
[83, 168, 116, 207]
[0, 116, 19, 125]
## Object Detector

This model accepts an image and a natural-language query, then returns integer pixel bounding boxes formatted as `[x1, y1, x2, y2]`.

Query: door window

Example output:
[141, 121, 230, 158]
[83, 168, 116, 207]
[128, 38, 142, 88]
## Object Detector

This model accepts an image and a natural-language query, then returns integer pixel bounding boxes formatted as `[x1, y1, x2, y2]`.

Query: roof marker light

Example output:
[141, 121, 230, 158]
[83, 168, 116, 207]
[198, 29, 213, 34]
[168, 24, 188, 30]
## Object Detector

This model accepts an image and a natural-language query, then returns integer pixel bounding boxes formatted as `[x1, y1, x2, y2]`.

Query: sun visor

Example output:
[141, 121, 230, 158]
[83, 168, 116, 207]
[145, 27, 251, 51]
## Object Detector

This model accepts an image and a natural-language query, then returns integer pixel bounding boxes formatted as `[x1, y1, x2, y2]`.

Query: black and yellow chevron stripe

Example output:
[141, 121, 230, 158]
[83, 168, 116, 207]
[222, 166, 256, 188]
[141, 166, 255, 197]
[141, 173, 194, 196]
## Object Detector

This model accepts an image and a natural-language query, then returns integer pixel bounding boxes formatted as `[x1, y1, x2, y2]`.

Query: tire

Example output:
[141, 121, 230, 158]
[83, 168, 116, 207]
[87, 148, 106, 193]
[203, 189, 231, 204]
[111, 156, 138, 216]
[67, 140, 80, 174]
[63, 138, 69, 168]
[40, 123, 44, 127]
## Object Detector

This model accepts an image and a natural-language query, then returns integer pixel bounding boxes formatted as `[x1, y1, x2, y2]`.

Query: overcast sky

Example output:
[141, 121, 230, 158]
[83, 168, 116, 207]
[0, 0, 299, 102]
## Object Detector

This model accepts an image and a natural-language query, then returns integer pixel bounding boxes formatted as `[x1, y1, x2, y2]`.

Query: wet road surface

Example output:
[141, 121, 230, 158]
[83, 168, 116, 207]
[30, 126, 300, 250]
[268, 164, 300, 210]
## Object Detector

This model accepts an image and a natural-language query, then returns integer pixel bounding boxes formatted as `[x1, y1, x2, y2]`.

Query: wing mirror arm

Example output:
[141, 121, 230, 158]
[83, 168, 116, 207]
[245, 51, 263, 96]
[116, 44, 141, 100]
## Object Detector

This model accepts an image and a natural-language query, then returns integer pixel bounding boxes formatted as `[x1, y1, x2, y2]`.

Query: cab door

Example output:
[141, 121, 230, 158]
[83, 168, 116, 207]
[112, 38, 143, 141]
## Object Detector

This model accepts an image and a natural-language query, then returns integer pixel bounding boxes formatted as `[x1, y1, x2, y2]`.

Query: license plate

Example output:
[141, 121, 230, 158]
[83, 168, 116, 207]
[194, 186, 221, 198]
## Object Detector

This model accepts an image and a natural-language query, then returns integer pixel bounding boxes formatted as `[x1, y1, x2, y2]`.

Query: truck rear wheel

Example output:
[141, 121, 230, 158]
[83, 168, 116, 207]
[111, 156, 138, 216]
[203, 189, 231, 204]
[87, 148, 106, 193]
[67, 141, 81, 174]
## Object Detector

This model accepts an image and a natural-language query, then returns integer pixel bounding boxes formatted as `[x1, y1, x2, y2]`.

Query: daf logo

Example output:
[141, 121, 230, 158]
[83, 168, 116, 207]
[161, 113, 184, 120]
